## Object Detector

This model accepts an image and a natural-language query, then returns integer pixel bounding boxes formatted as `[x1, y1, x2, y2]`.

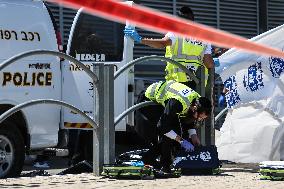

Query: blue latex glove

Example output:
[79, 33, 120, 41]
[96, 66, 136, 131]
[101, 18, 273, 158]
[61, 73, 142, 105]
[131, 161, 144, 167]
[124, 27, 142, 43]
[213, 58, 220, 67]
[218, 93, 225, 107]
[180, 140, 194, 152]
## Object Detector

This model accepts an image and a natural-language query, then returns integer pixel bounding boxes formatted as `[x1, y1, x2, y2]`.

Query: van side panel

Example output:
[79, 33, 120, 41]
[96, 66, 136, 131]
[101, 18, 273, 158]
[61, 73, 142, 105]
[0, 1, 61, 149]
[0, 1, 58, 60]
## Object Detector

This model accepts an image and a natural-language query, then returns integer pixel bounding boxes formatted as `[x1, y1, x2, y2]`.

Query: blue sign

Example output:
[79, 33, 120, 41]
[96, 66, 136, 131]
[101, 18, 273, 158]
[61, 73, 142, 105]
[224, 75, 241, 108]
[243, 62, 264, 92]
[269, 57, 284, 78]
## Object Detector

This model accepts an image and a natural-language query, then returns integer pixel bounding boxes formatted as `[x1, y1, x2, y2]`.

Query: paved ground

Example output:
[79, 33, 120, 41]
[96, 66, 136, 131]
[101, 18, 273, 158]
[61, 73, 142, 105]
[1, 163, 284, 189]
[21, 143, 138, 175]
[1, 141, 283, 188]
[22, 156, 69, 176]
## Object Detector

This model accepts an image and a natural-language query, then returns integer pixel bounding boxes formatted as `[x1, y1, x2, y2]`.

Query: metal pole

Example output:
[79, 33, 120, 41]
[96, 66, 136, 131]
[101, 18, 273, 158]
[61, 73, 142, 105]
[114, 56, 199, 84]
[206, 68, 215, 145]
[103, 64, 115, 164]
[114, 101, 158, 126]
[92, 127, 100, 175]
[216, 0, 220, 29]
[215, 107, 229, 123]
[123, 30, 135, 127]
[0, 99, 98, 128]
[93, 64, 105, 176]
[173, 0, 177, 15]
[197, 67, 206, 145]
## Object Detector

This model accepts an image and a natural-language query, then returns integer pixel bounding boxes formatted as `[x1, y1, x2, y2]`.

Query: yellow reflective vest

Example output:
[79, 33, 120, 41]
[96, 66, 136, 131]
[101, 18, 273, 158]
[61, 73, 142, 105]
[165, 38, 208, 85]
[145, 80, 200, 115]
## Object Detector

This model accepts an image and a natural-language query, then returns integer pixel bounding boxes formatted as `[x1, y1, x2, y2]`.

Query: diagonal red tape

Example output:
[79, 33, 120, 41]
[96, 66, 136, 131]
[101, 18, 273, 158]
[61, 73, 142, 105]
[50, 0, 284, 59]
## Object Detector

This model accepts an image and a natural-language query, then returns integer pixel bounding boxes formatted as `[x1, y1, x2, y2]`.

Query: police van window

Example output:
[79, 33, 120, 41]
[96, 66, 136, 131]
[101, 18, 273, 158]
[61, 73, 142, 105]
[70, 12, 124, 62]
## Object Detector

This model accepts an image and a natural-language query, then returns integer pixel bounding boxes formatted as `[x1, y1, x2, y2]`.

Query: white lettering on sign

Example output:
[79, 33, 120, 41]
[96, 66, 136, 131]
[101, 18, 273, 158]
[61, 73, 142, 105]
[200, 151, 211, 162]
[172, 157, 187, 166]
[179, 88, 192, 97]
[76, 54, 106, 62]
[186, 64, 197, 71]
[173, 151, 212, 165]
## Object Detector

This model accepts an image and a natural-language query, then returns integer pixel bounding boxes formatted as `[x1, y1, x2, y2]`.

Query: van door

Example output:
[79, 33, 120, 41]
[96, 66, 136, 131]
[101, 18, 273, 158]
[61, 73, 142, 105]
[63, 6, 134, 131]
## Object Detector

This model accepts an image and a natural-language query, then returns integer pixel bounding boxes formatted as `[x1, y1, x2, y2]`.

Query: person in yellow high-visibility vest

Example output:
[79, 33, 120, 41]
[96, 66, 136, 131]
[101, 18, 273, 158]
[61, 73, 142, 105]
[138, 80, 212, 173]
[124, 6, 214, 90]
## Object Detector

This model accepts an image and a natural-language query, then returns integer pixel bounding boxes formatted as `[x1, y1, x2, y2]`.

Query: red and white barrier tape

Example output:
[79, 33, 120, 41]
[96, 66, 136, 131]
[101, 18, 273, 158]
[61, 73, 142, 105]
[50, 0, 284, 58]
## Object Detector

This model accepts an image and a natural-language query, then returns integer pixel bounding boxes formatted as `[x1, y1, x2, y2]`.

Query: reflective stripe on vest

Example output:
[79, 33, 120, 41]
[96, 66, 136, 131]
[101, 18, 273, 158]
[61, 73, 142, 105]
[166, 87, 191, 108]
[172, 66, 209, 85]
[171, 38, 202, 62]
[145, 81, 163, 101]
[156, 81, 200, 114]
[171, 55, 201, 61]
[165, 38, 207, 83]
[149, 82, 159, 98]
[157, 81, 191, 108]
[157, 80, 176, 103]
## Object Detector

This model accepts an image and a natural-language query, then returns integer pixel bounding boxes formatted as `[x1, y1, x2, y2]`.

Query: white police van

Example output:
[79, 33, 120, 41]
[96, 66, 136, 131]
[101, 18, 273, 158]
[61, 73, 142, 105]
[0, 0, 134, 178]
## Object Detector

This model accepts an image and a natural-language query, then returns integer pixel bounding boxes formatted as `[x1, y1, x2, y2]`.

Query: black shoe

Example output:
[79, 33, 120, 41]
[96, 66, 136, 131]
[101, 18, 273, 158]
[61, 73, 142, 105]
[154, 167, 172, 178]
[160, 167, 172, 174]
[154, 167, 181, 179]
[141, 156, 161, 169]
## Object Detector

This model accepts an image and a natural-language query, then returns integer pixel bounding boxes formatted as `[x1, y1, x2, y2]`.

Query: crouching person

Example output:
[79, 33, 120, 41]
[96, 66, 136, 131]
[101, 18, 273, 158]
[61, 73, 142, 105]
[141, 80, 212, 173]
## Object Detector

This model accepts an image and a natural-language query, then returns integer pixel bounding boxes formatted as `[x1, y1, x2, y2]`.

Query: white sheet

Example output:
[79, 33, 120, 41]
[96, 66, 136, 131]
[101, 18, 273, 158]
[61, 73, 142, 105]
[215, 24, 284, 163]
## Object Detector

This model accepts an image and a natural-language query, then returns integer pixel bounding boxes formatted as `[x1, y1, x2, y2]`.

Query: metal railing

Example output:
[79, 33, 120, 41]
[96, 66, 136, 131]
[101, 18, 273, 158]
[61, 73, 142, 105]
[0, 99, 97, 128]
[0, 51, 215, 177]
[0, 50, 101, 176]
[215, 107, 228, 123]
[114, 101, 157, 126]
[114, 55, 198, 84]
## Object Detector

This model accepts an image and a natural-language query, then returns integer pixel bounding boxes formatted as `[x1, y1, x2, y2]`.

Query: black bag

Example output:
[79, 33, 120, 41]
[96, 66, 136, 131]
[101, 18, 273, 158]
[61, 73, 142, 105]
[173, 145, 221, 175]
[57, 160, 93, 175]
[116, 149, 181, 179]
[117, 149, 148, 163]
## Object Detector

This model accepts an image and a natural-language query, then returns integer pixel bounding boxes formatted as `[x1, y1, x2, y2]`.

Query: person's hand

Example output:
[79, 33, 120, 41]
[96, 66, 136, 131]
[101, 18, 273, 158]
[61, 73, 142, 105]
[191, 134, 201, 146]
[124, 27, 142, 43]
[218, 93, 225, 107]
[213, 58, 220, 67]
[180, 140, 194, 152]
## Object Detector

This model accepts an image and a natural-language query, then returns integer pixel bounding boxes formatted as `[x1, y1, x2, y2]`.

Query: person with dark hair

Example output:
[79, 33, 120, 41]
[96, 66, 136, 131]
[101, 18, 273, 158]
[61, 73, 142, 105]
[140, 80, 212, 173]
[124, 6, 214, 90]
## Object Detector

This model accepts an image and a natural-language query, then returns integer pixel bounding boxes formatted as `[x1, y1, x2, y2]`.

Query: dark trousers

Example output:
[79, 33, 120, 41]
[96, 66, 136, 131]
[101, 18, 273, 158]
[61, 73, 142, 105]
[142, 136, 179, 169]
[68, 130, 93, 165]
[134, 90, 164, 144]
